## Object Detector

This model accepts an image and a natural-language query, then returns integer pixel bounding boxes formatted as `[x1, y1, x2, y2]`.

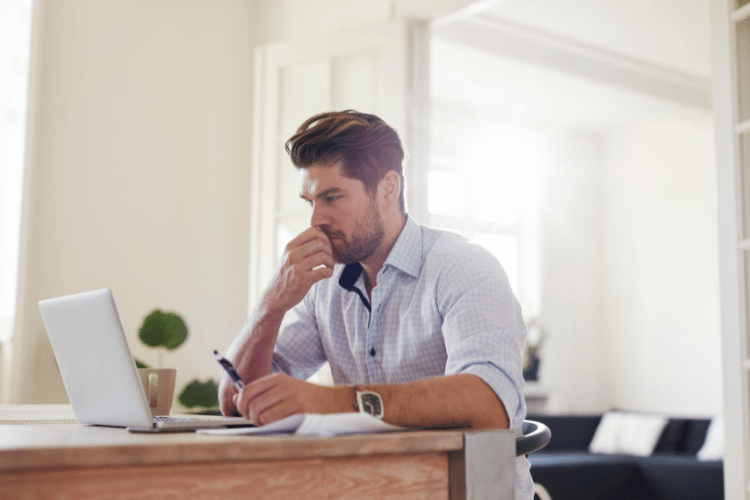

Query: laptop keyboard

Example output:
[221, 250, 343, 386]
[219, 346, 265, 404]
[152, 415, 219, 423]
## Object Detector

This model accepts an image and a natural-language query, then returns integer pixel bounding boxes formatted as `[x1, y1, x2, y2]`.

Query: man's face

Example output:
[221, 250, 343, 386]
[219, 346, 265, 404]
[300, 161, 384, 265]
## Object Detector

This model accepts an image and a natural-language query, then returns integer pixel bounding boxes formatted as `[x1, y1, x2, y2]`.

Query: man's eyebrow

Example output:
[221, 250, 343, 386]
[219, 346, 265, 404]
[300, 187, 344, 201]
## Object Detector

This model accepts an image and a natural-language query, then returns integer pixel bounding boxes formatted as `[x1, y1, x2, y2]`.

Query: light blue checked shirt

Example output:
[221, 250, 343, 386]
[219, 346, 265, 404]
[272, 216, 533, 499]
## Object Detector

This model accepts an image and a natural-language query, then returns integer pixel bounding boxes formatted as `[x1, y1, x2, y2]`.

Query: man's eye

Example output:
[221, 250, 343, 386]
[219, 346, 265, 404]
[325, 195, 341, 203]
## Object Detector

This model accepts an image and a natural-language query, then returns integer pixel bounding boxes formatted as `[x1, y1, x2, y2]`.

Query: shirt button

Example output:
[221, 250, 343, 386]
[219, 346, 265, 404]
[369, 347, 376, 357]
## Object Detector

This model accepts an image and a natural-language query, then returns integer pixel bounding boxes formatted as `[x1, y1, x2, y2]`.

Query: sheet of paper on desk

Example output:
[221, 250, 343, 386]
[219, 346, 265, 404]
[0, 405, 77, 424]
[197, 412, 405, 437]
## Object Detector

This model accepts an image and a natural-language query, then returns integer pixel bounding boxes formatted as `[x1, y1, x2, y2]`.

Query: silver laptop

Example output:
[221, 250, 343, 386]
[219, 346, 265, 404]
[39, 288, 252, 432]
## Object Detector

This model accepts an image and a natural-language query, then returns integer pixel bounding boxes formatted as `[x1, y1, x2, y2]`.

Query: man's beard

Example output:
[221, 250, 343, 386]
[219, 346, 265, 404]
[325, 199, 385, 265]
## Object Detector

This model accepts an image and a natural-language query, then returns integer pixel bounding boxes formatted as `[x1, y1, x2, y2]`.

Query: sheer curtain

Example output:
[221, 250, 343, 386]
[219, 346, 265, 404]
[0, 0, 33, 402]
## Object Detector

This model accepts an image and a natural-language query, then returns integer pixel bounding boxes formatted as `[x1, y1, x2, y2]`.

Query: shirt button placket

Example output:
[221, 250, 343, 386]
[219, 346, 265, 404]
[366, 267, 391, 383]
[365, 305, 378, 381]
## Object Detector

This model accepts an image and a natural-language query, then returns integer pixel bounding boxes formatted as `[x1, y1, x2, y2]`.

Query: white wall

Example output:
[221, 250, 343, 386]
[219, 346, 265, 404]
[602, 118, 721, 417]
[12, 0, 255, 403]
[425, 93, 721, 418]
[251, 0, 393, 45]
[536, 130, 608, 413]
[429, 2, 721, 416]
[10, 0, 429, 405]
[534, 117, 721, 417]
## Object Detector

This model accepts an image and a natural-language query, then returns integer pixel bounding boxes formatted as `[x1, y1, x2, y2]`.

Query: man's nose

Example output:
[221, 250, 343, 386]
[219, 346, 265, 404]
[310, 202, 330, 229]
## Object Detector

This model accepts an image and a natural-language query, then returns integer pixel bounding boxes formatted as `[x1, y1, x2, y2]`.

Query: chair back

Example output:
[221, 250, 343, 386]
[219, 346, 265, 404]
[516, 419, 551, 456]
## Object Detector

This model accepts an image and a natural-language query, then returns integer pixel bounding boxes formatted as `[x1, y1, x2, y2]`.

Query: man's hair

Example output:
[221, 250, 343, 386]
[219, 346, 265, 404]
[285, 110, 406, 212]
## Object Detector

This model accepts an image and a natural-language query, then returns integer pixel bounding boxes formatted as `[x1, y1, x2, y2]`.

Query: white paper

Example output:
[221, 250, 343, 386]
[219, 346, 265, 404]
[197, 412, 404, 437]
[0, 405, 77, 424]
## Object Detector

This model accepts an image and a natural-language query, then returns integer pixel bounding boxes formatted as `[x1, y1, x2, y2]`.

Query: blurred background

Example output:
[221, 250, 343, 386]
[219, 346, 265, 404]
[0, 0, 720, 418]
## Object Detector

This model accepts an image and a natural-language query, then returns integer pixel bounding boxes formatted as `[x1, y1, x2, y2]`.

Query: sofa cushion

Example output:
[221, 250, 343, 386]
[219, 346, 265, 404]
[653, 418, 690, 453]
[589, 411, 668, 456]
[684, 419, 712, 454]
[698, 418, 724, 460]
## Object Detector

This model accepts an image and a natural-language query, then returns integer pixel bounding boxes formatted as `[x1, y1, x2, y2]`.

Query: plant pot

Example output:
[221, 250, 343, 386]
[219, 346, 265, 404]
[523, 357, 540, 381]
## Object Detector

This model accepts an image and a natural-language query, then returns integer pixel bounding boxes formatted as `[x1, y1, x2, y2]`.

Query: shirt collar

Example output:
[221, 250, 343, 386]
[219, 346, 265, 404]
[337, 215, 423, 290]
[338, 262, 363, 290]
[383, 215, 422, 279]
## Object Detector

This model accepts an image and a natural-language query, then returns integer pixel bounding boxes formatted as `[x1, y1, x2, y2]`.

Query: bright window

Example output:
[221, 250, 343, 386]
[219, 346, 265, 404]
[0, 0, 33, 344]
[426, 115, 540, 313]
[473, 232, 519, 293]
[427, 170, 466, 217]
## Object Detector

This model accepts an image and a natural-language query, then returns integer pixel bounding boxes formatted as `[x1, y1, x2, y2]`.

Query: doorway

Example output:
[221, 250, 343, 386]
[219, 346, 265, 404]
[428, 0, 719, 415]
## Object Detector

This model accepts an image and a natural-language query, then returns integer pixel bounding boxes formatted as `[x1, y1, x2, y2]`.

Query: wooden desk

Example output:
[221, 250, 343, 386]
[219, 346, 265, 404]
[0, 423, 516, 500]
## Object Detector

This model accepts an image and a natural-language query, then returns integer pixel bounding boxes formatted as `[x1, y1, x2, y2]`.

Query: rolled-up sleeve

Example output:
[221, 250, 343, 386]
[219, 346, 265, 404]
[438, 247, 527, 428]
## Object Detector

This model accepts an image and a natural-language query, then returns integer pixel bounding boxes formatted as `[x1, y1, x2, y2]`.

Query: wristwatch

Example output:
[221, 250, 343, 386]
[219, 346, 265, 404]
[355, 389, 384, 419]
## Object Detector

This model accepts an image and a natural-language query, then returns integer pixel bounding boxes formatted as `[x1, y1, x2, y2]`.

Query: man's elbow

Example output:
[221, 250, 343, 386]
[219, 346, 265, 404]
[472, 407, 509, 429]
[471, 391, 510, 429]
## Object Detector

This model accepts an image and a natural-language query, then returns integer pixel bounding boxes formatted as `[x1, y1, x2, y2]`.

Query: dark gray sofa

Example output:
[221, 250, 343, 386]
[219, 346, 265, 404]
[527, 414, 723, 500]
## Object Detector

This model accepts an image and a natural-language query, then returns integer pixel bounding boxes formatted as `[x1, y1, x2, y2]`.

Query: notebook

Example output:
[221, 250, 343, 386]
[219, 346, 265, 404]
[38, 288, 252, 432]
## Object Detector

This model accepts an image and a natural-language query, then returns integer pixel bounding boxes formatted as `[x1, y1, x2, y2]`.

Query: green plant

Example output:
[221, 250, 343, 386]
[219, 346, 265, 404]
[135, 309, 219, 410]
[135, 310, 188, 368]
[178, 379, 220, 409]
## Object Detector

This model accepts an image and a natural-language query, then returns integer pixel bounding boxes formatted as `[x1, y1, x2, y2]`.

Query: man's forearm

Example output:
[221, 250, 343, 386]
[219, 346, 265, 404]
[228, 225, 334, 384]
[357, 373, 510, 430]
[227, 305, 287, 384]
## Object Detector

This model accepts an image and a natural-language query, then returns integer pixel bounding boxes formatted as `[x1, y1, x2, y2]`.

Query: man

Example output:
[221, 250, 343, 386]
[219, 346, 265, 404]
[220, 110, 533, 498]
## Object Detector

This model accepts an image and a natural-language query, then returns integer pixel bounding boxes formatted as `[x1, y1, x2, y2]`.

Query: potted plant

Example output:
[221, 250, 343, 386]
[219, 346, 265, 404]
[135, 309, 219, 411]
[523, 317, 546, 382]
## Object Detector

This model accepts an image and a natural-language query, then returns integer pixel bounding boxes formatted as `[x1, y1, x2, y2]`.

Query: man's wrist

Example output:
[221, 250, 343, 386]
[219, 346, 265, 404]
[255, 300, 288, 326]
[333, 385, 358, 413]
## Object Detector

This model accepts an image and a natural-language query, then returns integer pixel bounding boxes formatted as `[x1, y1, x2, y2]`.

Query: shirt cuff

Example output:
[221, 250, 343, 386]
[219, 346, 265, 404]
[458, 362, 524, 430]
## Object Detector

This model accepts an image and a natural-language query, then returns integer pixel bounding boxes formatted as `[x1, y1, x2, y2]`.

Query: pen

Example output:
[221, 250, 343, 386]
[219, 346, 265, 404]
[214, 349, 245, 390]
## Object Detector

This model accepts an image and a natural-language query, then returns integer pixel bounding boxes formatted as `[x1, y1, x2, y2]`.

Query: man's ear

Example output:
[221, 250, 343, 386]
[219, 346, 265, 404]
[379, 171, 401, 208]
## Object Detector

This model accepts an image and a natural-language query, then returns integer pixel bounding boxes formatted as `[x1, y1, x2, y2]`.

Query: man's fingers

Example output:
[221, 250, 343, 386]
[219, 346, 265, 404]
[286, 227, 332, 255]
[278, 246, 333, 293]
[219, 378, 240, 416]
[300, 250, 335, 273]
[235, 379, 272, 418]
[280, 228, 333, 284]
[247, 389, 291, 426]
[233, 393, 254, 422]
[255, 399, 298, 426]
[264, 225, 336, 313]
[310, 264, 334, 281]
[290, 235, 333, 265]
[235, 374, 299, 425]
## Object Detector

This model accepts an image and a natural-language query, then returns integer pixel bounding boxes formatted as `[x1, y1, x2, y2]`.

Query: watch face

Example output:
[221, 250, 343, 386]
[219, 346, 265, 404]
[359, 391, 383, 418]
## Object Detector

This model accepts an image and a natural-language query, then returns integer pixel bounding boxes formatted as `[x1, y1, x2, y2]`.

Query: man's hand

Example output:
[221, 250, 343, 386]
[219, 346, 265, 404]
[232, 373, 354, 426]
[219, 375, 241, 416]
[262, 227, 335, 315]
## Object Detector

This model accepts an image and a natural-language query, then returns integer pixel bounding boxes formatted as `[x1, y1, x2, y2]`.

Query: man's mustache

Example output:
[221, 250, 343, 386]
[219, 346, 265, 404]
[318, 226, 345, 240]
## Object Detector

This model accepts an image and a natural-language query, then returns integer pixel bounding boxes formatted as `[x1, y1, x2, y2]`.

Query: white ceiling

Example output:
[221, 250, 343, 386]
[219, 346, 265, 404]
[431, 0, 713, 132]
[482, 0, 711, 79]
